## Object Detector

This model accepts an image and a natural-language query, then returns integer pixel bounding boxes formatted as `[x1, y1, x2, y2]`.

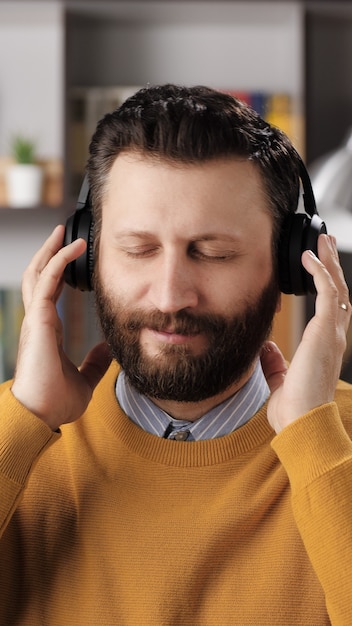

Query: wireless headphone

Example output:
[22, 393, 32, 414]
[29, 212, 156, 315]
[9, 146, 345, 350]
[278, 157, 327, 295]
[64, 176, 94, 292]
[63, 157, 326, 295]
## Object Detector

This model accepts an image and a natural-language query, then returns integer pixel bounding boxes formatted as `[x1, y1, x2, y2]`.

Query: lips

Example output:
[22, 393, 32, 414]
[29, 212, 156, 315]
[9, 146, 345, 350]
[156, 325, 196, 335]
[150, 320, 201, 335]
[149, 327, 200, 344]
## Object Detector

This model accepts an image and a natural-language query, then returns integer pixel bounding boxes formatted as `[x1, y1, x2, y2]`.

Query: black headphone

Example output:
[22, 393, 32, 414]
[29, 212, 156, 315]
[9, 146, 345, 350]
[64, 176, 94, 292]
[63, 158, 327, 295]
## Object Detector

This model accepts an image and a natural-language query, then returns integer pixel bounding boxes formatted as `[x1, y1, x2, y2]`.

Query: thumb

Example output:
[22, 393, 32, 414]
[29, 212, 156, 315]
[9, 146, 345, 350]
[80, 342, 112, 392]
[260, 341, 287, 394]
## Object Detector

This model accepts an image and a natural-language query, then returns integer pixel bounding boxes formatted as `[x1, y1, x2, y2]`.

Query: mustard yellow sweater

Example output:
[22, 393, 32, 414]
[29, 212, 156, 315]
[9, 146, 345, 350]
[1, 362, 352, 625]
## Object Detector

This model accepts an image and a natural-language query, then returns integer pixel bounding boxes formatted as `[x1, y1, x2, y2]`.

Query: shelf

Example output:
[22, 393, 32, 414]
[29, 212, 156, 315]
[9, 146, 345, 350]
[0, 205, 68, 226]
[0, 205, 64, 213]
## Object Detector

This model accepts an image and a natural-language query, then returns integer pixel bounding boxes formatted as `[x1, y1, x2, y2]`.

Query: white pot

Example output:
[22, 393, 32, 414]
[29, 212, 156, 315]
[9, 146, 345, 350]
[6, 164, 43, 208]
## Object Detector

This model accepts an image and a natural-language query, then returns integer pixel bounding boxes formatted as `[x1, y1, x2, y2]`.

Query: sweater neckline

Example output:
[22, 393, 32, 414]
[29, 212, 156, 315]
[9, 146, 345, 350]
[92, 362, 275, 467]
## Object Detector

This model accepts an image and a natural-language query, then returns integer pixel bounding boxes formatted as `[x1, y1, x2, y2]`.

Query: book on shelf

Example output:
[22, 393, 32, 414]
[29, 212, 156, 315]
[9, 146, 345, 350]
[0, 287, 24, 383]
[222, 89, 304, 155]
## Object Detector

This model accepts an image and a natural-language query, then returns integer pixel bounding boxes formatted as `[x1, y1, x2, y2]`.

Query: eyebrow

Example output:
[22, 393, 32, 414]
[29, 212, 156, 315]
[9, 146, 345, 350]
[113, 231, 242, 242]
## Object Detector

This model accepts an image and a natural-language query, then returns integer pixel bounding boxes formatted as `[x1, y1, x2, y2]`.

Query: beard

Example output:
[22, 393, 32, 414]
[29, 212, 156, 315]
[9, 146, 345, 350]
[94, 275, 280, 403]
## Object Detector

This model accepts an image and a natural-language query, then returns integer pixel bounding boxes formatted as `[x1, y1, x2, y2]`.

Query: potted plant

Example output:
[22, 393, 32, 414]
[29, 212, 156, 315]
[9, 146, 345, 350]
[6, 135, 43, 208]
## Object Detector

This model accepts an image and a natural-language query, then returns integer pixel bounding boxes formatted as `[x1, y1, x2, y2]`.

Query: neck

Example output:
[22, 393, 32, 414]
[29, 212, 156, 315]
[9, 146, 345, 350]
[147, 364, 256, 421]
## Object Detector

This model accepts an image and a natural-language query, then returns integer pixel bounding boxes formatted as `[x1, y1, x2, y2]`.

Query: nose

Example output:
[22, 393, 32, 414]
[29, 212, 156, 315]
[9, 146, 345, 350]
[149, 252, 199, 313]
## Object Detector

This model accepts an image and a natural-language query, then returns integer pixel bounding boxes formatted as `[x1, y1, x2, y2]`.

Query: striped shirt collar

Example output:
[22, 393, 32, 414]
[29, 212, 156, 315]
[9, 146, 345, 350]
[116, 360, 269, 441]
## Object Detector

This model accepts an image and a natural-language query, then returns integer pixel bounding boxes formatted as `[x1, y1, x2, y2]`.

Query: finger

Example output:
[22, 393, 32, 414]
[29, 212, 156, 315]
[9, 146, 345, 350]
[35, 238, 87, 298]
[302, 235, 351, 332]
[318, 235, 351, 331]
[22, 228, 86, 309]
[302, 241, 338, 320]
[260, 341, 287, 394]
[318, 235, 350, 297]
[302, 237, 350, 372]
[22, 225, 65, 308]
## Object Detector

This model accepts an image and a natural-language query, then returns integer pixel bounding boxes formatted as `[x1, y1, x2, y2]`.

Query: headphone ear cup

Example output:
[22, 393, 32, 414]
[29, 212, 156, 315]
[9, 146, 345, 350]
[279, 213, 306, 295]
[63, 209, 94, 291]
[63, 212, 77, 289]
[278, 213, 327, 296]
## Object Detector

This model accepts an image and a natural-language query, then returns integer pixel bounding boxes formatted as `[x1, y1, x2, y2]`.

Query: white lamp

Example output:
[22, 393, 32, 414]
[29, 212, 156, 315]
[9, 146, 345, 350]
[309, 130, 352, 253]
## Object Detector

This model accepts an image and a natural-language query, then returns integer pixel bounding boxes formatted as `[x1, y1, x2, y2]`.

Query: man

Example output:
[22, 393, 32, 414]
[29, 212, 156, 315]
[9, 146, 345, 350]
[0, 84, 351, 625]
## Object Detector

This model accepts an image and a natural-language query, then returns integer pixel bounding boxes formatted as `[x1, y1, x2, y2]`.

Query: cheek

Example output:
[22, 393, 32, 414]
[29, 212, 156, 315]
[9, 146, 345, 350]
[96, 255, 146, 308]
[212, 259, 274, 313]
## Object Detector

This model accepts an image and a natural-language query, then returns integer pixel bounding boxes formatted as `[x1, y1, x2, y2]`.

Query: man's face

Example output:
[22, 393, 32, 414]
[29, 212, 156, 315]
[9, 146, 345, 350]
[95, 152, 280, 403]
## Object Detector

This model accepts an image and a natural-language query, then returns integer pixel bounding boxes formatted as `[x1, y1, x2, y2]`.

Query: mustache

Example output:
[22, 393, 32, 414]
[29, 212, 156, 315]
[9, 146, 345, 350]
[124, 309, 227, 336]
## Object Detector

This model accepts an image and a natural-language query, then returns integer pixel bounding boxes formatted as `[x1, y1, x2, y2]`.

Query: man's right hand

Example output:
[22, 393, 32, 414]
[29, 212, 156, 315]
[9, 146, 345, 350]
[11, 225, 112, 431]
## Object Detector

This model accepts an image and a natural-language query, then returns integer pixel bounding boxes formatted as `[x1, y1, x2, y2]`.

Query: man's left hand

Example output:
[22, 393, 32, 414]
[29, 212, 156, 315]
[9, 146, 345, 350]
[261, 234, 351, 433]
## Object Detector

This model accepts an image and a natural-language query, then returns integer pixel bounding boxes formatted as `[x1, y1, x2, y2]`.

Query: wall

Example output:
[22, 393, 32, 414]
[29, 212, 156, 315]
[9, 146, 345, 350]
[0, 1, 65, 159]
[306, 7, 352, 164]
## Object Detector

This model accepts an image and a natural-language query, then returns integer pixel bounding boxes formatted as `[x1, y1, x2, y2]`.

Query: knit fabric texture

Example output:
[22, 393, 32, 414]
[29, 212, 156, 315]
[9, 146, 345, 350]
[0, 362, 352, 625]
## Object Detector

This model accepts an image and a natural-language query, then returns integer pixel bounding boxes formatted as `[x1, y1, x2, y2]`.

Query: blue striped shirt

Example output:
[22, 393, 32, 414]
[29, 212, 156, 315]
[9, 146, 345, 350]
[116, 359, 269, 441]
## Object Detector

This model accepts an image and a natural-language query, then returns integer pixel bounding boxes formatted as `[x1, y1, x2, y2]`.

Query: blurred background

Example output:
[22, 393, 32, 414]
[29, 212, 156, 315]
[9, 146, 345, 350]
[0, 0, 352, 381]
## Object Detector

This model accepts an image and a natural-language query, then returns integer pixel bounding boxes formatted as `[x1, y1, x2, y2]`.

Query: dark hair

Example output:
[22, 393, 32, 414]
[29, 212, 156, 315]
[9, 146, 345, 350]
[88, 84, 300, 262]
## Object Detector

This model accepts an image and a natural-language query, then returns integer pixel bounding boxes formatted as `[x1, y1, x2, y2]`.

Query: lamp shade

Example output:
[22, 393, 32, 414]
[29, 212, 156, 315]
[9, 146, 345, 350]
[309, 129, 352, 253]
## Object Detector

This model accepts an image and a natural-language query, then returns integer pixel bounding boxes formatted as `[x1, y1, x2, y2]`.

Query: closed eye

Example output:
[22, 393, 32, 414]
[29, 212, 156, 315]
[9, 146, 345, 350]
[122, 246, 160, 258]
[188, 243, 238, 261]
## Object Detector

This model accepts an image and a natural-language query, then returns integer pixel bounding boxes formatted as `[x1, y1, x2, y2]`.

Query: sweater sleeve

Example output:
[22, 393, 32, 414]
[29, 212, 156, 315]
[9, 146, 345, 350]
[0, 384, 60, 536]
[271, 402, 352, 626]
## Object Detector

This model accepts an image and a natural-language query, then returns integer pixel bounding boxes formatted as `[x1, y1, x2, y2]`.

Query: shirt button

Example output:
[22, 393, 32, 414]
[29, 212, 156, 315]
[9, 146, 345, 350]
[173, 430, 190, 441]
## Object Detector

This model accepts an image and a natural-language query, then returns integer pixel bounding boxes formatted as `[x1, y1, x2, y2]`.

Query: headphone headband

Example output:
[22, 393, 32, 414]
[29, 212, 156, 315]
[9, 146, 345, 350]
[297, 153, 317, 217]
